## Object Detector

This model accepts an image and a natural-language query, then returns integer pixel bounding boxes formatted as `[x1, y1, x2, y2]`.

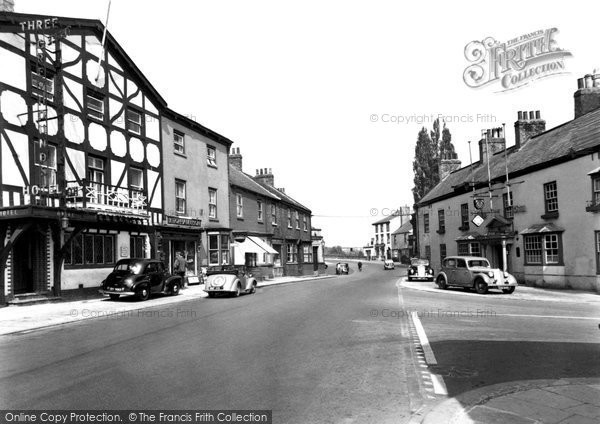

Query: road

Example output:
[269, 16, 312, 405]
[0, 262, 598, 423]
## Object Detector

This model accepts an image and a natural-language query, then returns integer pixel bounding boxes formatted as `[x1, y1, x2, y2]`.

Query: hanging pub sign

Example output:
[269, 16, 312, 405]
[472, 214, 485, 227]
[473, 198, 485, 210]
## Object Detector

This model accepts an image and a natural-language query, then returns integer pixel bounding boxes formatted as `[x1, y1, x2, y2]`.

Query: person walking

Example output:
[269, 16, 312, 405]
[174, 252, 187, 288]
[358, 261, 363, 272]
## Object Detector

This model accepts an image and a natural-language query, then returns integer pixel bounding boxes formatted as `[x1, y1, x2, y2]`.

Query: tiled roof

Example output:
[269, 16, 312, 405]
[255, 181, 312, 213]
[391, 220, 412, 235]
[229, 166, 281, 201]
[419, 107, 600, 205]
[372, 212, 402, 225]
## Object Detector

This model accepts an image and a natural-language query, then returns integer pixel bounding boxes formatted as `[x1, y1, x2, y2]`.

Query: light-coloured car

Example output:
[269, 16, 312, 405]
[204, 266, 258, 298]
[407, 258, 434, 281]
[383, 259, 395, 270]
[435, 256, 517, 294]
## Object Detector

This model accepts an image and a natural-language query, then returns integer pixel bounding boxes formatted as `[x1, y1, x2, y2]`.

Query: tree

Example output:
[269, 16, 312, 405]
[439, 121, 456, 160]
[412, 126, 439, 203]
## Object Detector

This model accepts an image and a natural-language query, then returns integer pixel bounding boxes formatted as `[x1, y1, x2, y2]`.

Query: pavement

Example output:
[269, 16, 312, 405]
[0, 273, 334, 335]
[421, 378, 600, 424]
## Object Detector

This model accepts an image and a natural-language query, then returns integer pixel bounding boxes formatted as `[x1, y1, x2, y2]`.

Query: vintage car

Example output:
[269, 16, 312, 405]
[335, 263, 349, 275]
[99, 258, 182, 301]
[436, 256, 517, 294]
[383, 259, 395, 270]
[204, 265, 258, 297]
[407, 258, 434, 281]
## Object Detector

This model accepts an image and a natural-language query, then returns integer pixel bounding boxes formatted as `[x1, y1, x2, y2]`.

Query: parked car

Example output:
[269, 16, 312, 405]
[204, 265, 258, 298]
[99, 258, 182, 301]
[383, 259, 395, 270]
[436, 256, 517, 294]
[336, 263, 349, 275]
[407, 258, 434, 281]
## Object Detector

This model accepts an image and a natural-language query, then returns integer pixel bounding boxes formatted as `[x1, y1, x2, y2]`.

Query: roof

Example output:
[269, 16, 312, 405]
[391, 220, 412, 235]
[520, 223, 565, 234]
[372, 212, 403, 225]
[229, 166, 281, 200]
[418, 107, 600, 206]
[163, 109, 233, 148]
[255, 180, 312, 213]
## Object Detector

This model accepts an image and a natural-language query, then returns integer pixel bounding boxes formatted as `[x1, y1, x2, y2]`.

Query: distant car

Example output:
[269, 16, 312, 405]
[383, 259, 395, 270]
[204, 265, 258, 298]
[436, 256, 517, 294]
[407, 258, 434, 281]
[336, 263, 349, 275]
[99, 258, 182, 301]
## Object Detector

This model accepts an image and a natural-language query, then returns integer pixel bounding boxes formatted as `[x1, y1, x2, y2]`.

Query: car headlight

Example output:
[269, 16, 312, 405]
[428, 269, 433, 274]
[409, 269, 414, 274]
[503, 271, 509, 278]
[487, 271, 494, 278]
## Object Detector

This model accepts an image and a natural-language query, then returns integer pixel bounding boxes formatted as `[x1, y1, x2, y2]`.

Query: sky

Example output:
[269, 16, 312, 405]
[13, 0, 600, 246]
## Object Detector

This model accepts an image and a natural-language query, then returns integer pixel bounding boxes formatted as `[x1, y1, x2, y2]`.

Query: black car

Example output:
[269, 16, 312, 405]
[407, 258, 434, 281]
[99, 258, 183, 301]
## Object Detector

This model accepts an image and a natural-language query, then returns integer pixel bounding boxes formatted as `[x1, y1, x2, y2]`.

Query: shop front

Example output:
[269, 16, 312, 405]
[158, 215, 203, 285]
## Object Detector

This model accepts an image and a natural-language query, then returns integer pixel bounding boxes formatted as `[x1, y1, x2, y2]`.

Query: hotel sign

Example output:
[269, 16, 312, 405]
[166, 215, 202, 228]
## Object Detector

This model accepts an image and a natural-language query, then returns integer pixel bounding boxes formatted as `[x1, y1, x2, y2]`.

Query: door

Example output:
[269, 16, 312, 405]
[313, 246, 319, 271]
[13, 229, 46, 294]
[454, 258, 469, 287]
[145, 262, 162, 293]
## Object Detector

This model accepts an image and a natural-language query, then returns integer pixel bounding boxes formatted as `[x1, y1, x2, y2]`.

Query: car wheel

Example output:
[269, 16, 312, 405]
[109, 294, 120, 301]
[233, 283, 241, 297]
[171, 282, 180, 296]
[136, 287, 150, 301]
[475, 280, 488, 294]
[436, 275, 447, 290]
[502, 286, 516, 294]
[250, 282, 257, 294]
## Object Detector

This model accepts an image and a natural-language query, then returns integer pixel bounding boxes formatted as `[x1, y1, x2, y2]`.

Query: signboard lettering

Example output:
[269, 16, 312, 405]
[166, 215, 202, 228]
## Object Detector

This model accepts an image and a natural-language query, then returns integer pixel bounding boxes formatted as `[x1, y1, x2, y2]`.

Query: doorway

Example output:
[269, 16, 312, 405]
[12, 229, 47, 294]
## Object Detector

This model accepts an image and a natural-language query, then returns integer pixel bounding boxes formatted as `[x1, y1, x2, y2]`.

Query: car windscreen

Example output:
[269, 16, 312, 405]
[468, 260, 490, 268]
[411, 259, 429, 266]
[113, 261, 144, 274]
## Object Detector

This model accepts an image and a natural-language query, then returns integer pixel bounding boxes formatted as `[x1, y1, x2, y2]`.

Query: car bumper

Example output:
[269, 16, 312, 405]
[204, 287, 233, 293]
[488, 283, 517, 289]
[408, 275, 434, 280]
[99, 289, 135, 296]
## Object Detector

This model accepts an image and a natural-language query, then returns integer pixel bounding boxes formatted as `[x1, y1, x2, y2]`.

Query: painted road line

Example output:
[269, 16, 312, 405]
[430, 374, 448, 396]
[495, 313, 600, 321]
[411, 311, 437, 365]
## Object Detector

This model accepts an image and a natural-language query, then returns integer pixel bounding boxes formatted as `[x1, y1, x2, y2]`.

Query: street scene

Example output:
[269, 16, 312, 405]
[0, 0, 600, 423]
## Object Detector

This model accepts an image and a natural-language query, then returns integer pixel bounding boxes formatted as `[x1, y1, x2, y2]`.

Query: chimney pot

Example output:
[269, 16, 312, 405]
[535, 110, 541, 119]
[529, 111, 535, 120]
[585, 74, 594, 88]
[517, 111, 523, 120]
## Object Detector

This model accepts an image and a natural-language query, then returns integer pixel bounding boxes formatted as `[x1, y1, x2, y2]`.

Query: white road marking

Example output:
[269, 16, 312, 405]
[430, 374, 448, 396]
[411, 311, 438, 365]
[495, 313, 600, 321]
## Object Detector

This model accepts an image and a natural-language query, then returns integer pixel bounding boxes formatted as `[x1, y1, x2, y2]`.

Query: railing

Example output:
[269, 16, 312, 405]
[65, 180, 148, 214]
[586, 199, 600, 213]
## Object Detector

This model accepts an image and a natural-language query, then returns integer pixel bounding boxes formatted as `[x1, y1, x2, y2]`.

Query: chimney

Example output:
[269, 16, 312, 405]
[478, 126, 505, 164]
[254, 167, 274, 187]
[574, 72, 600, 119]
[229, 147, 243, 171]
[439, 152, 461, 181]
[514, 110, 546, 149]
[0, 0, 14, 12]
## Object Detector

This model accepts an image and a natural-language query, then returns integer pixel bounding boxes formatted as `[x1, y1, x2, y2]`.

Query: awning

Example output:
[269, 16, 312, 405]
[235, 236, 277, 255]
[247, 236, 278, 254]
[520, 223, 565, 234]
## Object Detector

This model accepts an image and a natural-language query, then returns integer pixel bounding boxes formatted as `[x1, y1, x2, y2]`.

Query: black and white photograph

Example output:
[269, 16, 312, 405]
[0, 1, 599, 423]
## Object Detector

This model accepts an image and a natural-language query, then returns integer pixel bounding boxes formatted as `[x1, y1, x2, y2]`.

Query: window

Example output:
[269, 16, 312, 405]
[387, 234, 390, 244]
[458, 242, 480, 256]
[386, 223, 390, 233]
[33, 140, 57, 188]
[423, 213, 429, 233]
[126, 109, 142, 135]
[524, 233, 563, 265]
[208, 234, 230, 265]
[130, 236, 146, 258]
[208, 188, 217, 219]
[596, 232, 600, 274]
[130, 168, 143, 191]
[303, 245, 312, 263]
[271, 204, 277, 225]
[440, 244, 447, 263]
[503, 191, 514, 219]
[87, 156, 105, 203]
[86, 90, 104, 120]
[425, 245, 431, 260]
[544, 181, 558, 213]
[286, 244, 298, 263]
[460, 203, 469, 229]
[592, 175, 600, 207]
[236, 193, 243, 218]
[31, 65, 54, 101]
[207, 145, 217, 167]
[173, 130, 185, 155]
[257, 200, 263, 222]
[175, 180, 186, 214]
[287, 209, 292, 228]
[303, 215, 308, 231]
[295, 211, 300, 229]
[64, 233, 115, 267]
[437, 209, 445, 233]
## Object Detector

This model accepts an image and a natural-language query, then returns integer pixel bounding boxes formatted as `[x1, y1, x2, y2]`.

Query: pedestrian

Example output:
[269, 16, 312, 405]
[358, 261, 363, 272]
[174, 252, 187, 287]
